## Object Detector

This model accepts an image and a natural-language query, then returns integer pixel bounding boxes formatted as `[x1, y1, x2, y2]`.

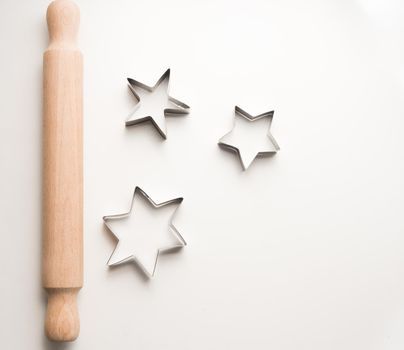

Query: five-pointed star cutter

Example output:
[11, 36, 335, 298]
[103, 187, 186, 278]
[126, 69, 190, 139]
[218, 106, 280, 170]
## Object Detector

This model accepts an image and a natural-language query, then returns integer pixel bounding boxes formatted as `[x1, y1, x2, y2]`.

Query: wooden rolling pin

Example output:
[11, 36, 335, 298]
[42, 0, 83, 342]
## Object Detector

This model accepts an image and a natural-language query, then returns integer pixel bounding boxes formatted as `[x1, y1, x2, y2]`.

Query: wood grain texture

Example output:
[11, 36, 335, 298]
[42, 0, 83, 342]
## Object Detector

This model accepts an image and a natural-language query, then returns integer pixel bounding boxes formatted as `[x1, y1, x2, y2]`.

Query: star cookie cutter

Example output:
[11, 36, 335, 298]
[218, 106, 280, 170]
[126, 69, 190, 139]
[103, 186, 186, 278]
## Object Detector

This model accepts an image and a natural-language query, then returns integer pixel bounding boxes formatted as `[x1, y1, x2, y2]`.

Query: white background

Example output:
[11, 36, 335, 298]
[1, 0, 404, 349]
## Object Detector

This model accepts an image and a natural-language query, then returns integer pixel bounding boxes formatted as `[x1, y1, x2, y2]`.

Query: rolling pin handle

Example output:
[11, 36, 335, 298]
[45, 288, 80, 342]
[46, 0, 80, 49]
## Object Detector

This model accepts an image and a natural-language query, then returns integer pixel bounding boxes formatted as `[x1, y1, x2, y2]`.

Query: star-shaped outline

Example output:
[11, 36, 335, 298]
[125, 69, 190, 139]
[103, 186, 186, 278]
[218, 106, 280, 170]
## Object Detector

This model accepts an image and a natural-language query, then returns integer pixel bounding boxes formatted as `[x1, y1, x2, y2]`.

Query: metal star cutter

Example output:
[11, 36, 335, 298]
[126, 69, 190, 139]
[218, 106, 280, 170]
[103, 187, 186, 278]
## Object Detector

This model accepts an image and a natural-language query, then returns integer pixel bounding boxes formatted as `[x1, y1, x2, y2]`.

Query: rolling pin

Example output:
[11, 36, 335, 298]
[42, 0, 83, 342]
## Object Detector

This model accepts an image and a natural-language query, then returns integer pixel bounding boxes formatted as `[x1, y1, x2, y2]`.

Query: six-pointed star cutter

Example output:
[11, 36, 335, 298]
[103, 187, 186, 278]
[218, 106, 280, 170]
[126, 69, 190, 139]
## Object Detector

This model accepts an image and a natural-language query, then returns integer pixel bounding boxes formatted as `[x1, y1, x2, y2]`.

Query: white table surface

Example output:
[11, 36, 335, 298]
[1, 0, 404, 349]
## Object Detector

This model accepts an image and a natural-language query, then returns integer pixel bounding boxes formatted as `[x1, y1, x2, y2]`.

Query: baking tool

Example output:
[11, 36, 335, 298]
[126, 69, 190, 139]
[103, 187, 186, 277]
[218, 106, 280, 170]
[42, 0, 83, 342]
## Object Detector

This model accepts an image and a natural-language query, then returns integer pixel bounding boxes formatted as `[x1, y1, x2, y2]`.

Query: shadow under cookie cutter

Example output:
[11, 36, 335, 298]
[103, 186, 186, 278]
[218, 106, 280, 170]
[126, 69, 190, 139]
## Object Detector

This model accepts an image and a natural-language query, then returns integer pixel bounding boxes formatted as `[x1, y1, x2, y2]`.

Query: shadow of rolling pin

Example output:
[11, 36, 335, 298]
[42, 0, 83, 342]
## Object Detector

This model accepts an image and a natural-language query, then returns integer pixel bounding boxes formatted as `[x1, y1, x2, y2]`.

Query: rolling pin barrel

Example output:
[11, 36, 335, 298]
[42, 0, 83, 342]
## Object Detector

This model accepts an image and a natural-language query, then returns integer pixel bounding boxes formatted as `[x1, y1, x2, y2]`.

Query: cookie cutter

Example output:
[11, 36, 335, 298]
[126, 69, 190, 139]
[218, 106, 280, 170]
[103, 186, 186, 278]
